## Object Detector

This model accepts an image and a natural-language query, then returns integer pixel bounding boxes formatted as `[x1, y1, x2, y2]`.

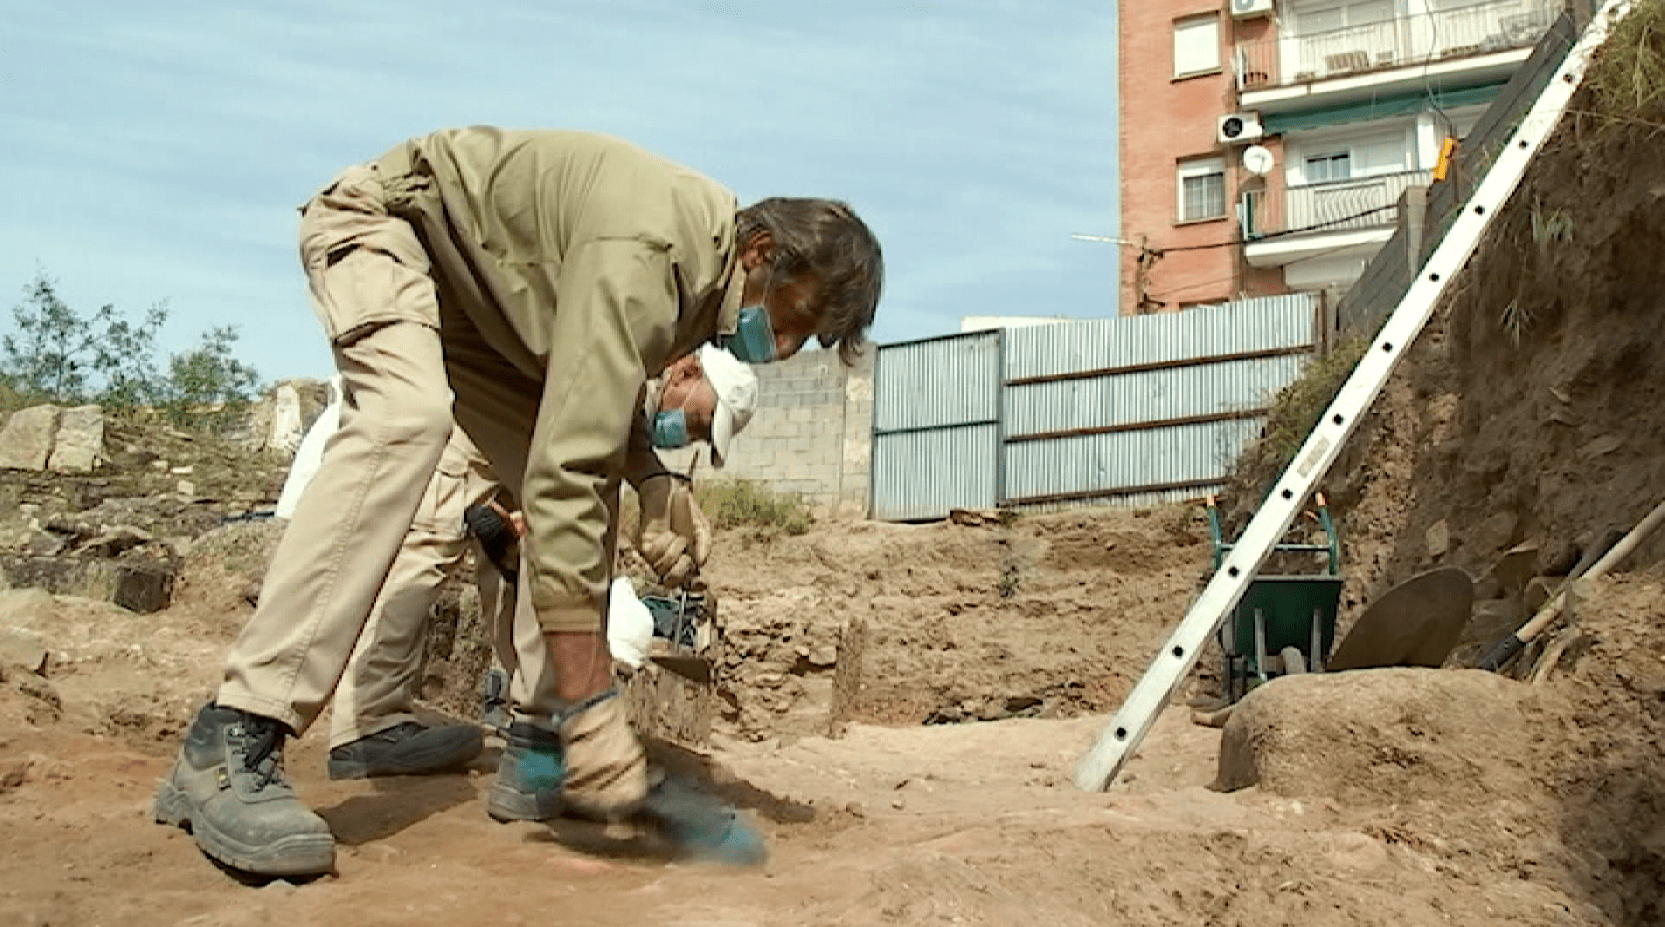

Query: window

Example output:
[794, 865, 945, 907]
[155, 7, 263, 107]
[1304, 151, 1351, 183]
[1294, 127, 1412, 185]
[1177, 157, 1226, 222]
[1294, 0, 1394, 32]
[1173, 15, 1220, 77]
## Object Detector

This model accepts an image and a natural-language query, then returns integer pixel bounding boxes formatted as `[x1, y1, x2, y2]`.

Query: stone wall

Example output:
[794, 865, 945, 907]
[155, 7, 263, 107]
[663, 348, 874, 518]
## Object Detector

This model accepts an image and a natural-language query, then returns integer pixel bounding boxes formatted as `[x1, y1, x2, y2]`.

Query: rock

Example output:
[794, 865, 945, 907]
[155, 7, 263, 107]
[0, 554, 176, 614]
[1425, 520, 1451, 560]
[263, 384, 304, 455]
[241, 378, 330, 458]
[0, 628, 49, 674]
[75, 526, 155, 559]
[46, 405, 103, 473]
[1487, 542, 1539, 599]
[0, 405, 62, 471]
[1536, 538, 1581, 577]
[1455, 599, 1523, 662]
[1524, 576, 1561, 614]
[1214, 670, 1539, 801]
[1579, 434, 1624, 459]
[1469, 511, 1520, 556]
[808, 645, 838, 667]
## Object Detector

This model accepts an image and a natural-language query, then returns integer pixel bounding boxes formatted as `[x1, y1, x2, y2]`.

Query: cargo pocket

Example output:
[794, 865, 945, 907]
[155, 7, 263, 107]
[411, 444, 469, 537]
[309, 245, 441, 347]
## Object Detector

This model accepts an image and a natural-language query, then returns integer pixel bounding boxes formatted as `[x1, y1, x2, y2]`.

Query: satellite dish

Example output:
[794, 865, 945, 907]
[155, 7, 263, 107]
[1242, 145, 1275, 176]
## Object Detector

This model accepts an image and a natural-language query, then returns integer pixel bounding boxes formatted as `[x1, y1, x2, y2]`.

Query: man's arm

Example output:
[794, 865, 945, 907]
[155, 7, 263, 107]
[520, 239, 677, 645]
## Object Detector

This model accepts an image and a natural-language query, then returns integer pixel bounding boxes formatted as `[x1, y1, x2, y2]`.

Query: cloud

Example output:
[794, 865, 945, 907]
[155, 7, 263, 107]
[1, 0, 1118, 379]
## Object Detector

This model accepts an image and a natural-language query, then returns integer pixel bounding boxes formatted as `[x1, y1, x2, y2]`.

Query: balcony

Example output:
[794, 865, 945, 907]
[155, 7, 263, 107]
[1241, 168, 1431, 241]
[1233, 0, 1558, 92]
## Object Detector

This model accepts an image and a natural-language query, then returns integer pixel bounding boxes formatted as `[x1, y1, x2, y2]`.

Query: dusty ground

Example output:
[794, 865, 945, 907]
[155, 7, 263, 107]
[4, 497, 1665, 927]
[7, 22, 1665, 927]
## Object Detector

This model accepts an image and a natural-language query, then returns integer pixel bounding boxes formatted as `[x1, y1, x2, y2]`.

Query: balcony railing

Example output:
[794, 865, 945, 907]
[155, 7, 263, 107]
[1233, 0, 1558, 90]
[1241, 168, 1432, 240]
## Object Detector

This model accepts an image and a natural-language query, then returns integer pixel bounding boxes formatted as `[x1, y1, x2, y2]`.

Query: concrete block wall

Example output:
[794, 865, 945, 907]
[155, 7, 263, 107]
[659, 348, 874, 518]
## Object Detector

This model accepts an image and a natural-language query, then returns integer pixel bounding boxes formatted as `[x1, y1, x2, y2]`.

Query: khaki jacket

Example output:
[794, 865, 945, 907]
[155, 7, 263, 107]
[376, 128, 744, 631]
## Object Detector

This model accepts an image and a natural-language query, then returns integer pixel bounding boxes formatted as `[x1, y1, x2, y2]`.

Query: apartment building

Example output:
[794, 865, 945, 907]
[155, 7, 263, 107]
[1118, 0, 1561, 312]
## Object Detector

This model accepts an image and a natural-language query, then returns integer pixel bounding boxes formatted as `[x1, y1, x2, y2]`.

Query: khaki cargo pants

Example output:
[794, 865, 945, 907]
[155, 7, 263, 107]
[218, 164, 575, 735]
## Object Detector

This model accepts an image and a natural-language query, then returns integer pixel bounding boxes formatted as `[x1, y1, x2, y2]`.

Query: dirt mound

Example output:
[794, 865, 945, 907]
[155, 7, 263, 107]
[1312, 102, 1665, 649]
[1216, 668, 1549, 801]
[694, 506, 1210, 737]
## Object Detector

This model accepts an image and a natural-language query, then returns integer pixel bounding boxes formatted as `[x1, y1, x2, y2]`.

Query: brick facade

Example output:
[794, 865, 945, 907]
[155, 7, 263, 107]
[1119, 2, 1270, 312]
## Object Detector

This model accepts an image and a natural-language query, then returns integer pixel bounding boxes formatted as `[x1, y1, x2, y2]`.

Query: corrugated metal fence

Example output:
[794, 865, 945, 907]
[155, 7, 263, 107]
[871, 294, 1319, 520]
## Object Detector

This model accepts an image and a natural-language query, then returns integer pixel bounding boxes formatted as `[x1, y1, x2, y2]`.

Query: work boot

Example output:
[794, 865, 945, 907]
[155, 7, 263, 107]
[153, 703, 335, 877]
[486, 720, 565, 822]
[327, 721, 485, 780]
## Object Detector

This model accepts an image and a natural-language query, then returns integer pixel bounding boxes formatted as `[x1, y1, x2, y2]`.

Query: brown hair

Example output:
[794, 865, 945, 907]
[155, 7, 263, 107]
[736, 198, 884, 365]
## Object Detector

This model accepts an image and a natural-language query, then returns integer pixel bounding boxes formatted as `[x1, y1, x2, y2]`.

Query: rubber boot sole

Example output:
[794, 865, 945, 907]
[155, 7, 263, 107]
[486, 780, 563, 823]
[154, 780, 335, 877]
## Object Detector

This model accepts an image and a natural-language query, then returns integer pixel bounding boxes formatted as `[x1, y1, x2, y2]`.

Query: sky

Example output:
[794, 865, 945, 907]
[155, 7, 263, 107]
[1, 0, 1119, 383]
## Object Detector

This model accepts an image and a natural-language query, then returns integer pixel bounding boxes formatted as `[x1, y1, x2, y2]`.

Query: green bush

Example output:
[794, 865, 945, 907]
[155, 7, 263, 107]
[694, 479, 814, 535]
[0, 271, 262, 433]
[1255, 339, 1369, 473]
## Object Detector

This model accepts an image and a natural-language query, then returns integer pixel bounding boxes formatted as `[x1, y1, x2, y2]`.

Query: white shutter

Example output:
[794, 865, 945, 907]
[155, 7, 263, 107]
[1173, 15, 1221, 77]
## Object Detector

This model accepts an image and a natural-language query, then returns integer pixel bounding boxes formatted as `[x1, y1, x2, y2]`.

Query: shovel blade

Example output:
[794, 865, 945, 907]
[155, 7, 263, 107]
[650, 654, 713, 685]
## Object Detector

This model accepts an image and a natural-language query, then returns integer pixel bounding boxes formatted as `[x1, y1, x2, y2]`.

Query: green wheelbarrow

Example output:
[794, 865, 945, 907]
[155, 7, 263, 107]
[1206, 495, 1345, 705]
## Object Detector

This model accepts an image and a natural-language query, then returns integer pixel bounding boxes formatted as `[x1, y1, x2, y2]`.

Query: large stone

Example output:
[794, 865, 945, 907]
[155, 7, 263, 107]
[264, 384, 304, 455]
[0, 554, 176, 614]
[241, 378, 330, 458]
[1468, 510, 1520, 557]
[0, 628, 49, 675]
[0, 405, 62, 471]
[1214, 669, 1540, 803]
[1487, 541, 1539, 599]
[1424, 519, 1451, 560]
[47, 404, 103, 473]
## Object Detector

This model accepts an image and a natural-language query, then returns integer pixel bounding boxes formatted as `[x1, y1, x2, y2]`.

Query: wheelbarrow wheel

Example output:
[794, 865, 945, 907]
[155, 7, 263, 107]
[1280, 646, 1307, 676]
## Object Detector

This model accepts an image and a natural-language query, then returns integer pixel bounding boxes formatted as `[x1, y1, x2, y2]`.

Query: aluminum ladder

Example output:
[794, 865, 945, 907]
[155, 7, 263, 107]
[1075, 0, 1635, 791]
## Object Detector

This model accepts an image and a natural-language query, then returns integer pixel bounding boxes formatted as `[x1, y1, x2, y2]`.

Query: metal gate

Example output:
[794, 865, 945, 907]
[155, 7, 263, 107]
[869, 331, 1001, 521]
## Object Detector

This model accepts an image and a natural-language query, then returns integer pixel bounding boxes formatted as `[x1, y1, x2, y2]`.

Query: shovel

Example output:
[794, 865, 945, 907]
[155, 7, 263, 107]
[1477, 495, 1665, 672]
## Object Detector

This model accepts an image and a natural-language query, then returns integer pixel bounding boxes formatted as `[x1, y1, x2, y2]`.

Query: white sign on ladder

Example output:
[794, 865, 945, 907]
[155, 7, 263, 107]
[1074, 0, 1634, 792]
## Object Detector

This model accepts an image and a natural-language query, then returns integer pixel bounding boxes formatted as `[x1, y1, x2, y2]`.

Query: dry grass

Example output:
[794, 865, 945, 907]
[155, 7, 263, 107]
[1587, 0, 1665, 119]
[693, 479, 814, 536]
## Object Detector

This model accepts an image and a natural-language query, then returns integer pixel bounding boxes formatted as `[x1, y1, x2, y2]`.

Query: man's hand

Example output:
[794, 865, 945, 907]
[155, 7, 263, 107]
[636, 474, 711, 588]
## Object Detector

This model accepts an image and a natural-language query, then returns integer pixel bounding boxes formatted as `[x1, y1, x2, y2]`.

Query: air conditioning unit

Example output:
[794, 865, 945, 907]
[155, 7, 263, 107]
[1230, 0, 1274, 19]
[1217, 112, 1264, 145]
